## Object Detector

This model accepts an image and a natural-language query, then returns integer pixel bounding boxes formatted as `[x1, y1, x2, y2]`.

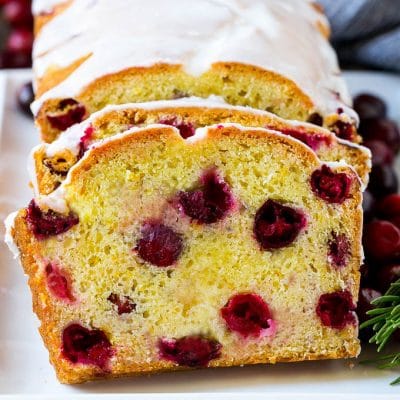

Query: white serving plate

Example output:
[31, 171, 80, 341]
[0, 70, 399, 400]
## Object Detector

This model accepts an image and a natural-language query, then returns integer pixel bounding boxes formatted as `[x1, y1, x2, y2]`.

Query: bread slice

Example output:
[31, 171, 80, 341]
[31, 0, 358, 142]
[7, 123, 362, 384]
[30, 98, 370, 202]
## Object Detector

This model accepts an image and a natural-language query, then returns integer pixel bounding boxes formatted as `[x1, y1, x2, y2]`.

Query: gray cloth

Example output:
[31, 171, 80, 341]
[319, 0, 400, 71]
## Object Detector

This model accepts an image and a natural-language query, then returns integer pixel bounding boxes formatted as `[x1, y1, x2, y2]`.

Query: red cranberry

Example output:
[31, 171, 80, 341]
[254, 199, 306, 250]
[368, 165, 398, 199]
[0, 48, 31, 68]
[330, 120, 355, 141]
[107, 293, 136, 315]
[221, 293, 275, 338]
[45, 263, 75, 302]
[3, 0, 33, 27]
[158, 336, 222, 367]
[376, 264, 400, 293]
[375, 194, 400, 229]
[311, 165, 352, 204]
[307, 113, 323, 126]
[6, 28, 33, 54]
[316, 290, 356, 330]
[328, 233, 350, 268]
[159, 117, 195, 139]
[359, 118, 400, 154]
[62, 324, 114, 369]
[362, 190, 376, 223]
[77, 125, 94, 159]
[136, 222, 183, 267]
[268, 127, 332, 151]
[364, 140, 394, 166]
[17, 81, 34, 117]
[357, 287, 382, 342]
[354, 94, 387, 120]
[26, 200, 79, 240]
[178, 170, 234, 224]
[363, 220, 400, 262]
[46, 99, 86, 131]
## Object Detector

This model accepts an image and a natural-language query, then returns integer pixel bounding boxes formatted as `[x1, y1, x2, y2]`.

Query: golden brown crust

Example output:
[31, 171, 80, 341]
[12, 125, 361, 384]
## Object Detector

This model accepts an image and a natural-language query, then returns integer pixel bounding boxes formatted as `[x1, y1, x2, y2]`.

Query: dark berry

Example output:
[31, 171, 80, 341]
[368, 165, 398, 199]
[363, 220, 400, 262]
[107, 293, 136, 315]
[328, 233, 350, 268]
[6, 28, 33, 54]
[362, 191, 376, 223]
[136, 222, 183, 267]
[364, 140, 394, 166]
[0, 49, 31, 68]
[221, 293, 275, 338]
[45, 263, 75, 302]
[376, 264, 400, 293]
[360, 263, 372, 287]
[268, 126, 332, 151]
[254, 199, 306, 250]
[311, 165, 352, 204]
[353, 94, 387, 120]
[359, 118, 400, 154]
[46, 99, 86, 131]
[375, 194, 400, 229]
[77, 125, 94, 159]
[330, 120, 356, 141]
[178, 170, 234, 224]
[357, 287, 382, 342]
[62, 324, 114, 369]
[17, 81, 34, 117]
[158, 336, 221, 367]
[159, 117, 196, 139]
[307, 113, 323, 126]
[3, 0, 33, 27]
[26, 200, 79, 240]
[316, 290, 356, 330]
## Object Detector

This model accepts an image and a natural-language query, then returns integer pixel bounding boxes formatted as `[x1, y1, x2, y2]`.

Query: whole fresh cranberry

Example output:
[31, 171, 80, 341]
[353, 94, 387, 120]
[17, 81, 34, 117]
[6, 28, 33, 54]
[316, 290, 356, 330]
[253, 199, 306, 250]
[363, 220, 400, 262]
[359, 118, 400, 154]
[26, 200, 79, 240]
[311, 165, 352, 204]
[375, 194, 400, 229]
[357, 287, 382, 342]
[46, 99, 86, 131]
[62, 324, 114, 369]
[364, 140, 394, 166]
[3, 0, 33, 27]
[135, 222, 183, 267]
[375, 264, 400, 293]
[362, 191, 376, 223]
[158, 336, 221, 367]
[178, 170, 234, 224]
[368, 165, 398, 199]
[221, 293, 275, 338]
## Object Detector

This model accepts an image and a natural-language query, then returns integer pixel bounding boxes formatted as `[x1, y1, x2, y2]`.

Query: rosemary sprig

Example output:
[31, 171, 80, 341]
[360, 279, 400, 385]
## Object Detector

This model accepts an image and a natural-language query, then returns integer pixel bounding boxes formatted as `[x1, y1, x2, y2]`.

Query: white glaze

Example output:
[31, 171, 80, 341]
[32, 0, 65, 15]
[4, 212, 20, 259]
[31, 0, 355, 121]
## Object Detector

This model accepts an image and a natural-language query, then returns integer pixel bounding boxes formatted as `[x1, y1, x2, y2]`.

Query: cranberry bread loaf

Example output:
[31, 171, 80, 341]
[32, 0, 358, 142]
[7, 123, 362, 384]
[31, 98, 370, 204]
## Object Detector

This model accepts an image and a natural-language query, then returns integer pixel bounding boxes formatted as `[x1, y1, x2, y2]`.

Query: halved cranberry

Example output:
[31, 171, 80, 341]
[135, 222, 183, 267]
[77, 125, 95, 159]
[267, 126, 332, 151]
[330, 120, 355, 141]
[316, 290, 356, 330]
[353, 94, 387, 120]
[364, 220, 400, 262]
[178, 170, 234, 224]
[159, 117, 195, 139]
[45, 263, 75, 302]
[253, 199, 306, 250]
[107, 293, 136, 315]
[47, 99, 86, 131]
[311, 165, 352, 204]
[328, 233, 350, 268]
[26, 200, 79, 240]
[158, 336, 221, 367]
[221, 293, 275, 338]
[62, 323, 114, 369]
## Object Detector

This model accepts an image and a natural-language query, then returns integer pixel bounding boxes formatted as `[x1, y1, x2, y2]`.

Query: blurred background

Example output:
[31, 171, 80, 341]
[0, 0, 399, 71]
